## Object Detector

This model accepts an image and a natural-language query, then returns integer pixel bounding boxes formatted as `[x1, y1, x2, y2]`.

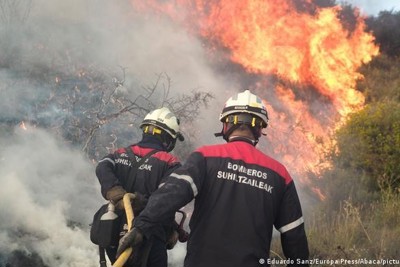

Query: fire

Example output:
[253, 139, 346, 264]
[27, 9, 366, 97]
[130, 0, 379, 199]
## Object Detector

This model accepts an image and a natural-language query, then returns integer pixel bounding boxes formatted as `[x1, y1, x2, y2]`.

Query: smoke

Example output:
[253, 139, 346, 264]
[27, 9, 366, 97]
[0, 0, 229, 141]
[0, 126, 101, 267]
[0, 0, 354, 265]
[167, 242, 186, 267]
[0, 0, 230, 265]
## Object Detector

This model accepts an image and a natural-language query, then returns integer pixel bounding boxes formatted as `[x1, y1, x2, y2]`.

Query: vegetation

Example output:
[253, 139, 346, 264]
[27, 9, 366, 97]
[1, 0, 400, 266]
[271, 8, 400, 265]
[366, 11, 400, 58]
[335, 101, 400, 191]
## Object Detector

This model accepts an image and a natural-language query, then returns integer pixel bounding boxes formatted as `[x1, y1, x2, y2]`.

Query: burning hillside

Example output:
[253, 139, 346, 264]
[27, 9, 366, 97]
[130, 0, 379, 196]
[0, 0, 384, 266]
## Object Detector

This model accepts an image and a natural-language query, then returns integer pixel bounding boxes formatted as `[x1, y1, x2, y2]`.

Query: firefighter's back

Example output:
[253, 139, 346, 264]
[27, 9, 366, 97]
[184, 140, 292, 267]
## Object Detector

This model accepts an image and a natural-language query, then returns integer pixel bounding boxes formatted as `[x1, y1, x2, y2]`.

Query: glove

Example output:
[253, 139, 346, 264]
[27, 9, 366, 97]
[116, 192, 148, 214]
[116, 227, 144, 258]
[106, 186, 126, 210]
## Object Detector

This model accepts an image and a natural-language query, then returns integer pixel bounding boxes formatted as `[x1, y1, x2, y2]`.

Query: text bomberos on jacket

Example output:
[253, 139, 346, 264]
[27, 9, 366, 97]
[217, 162, 274, 193]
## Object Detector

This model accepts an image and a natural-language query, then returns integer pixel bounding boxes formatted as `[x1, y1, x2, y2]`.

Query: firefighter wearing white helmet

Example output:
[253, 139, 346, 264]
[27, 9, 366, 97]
[140, 107, 184, 152]
[95, 106, 187, 267]
[118, 90, 309, 267]
[216, 89, 269, 145]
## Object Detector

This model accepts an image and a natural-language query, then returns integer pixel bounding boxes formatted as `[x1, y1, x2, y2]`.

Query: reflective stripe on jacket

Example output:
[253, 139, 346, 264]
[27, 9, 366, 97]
[135, 140, 309, 267]
[96, 144, 180, 198]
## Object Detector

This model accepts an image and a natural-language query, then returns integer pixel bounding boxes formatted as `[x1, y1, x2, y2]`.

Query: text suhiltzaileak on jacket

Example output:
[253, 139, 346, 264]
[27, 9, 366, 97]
[135, 140, 309, 267]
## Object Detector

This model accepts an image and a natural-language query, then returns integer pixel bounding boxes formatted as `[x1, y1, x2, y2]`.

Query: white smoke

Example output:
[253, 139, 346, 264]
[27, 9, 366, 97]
[0, 0, 232, 265]
[1, 0, 229, 142]
[0, 125, 102, 266]
[0, 0, 317, 265]
[167, 242, 186, 267]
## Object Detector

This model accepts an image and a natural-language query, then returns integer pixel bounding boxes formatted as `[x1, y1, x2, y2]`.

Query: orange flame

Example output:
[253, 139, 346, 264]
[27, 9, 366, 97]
[130, 0, 379, 199]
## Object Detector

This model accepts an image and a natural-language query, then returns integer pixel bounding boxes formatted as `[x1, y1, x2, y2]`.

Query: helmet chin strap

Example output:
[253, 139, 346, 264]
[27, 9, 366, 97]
[159, 132, 175, 152]
[143, 126, 177, 152]
[215, 123, 261, 146]
[228, 135, 258, 146]
[164, 138, 176, 152]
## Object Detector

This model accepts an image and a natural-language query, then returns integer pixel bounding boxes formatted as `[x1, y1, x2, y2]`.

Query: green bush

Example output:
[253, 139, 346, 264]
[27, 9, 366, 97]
[334, 101, 400, 192]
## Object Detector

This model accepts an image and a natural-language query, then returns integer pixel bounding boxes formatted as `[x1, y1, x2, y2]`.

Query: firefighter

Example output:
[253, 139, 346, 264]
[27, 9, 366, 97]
[117, 90, 310, 266]
[95, 107, 184, 267]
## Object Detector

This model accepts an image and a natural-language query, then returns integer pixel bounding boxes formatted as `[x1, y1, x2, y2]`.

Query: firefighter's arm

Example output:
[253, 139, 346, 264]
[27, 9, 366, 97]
[134, 151, 206, 237]
[275, 181, 309, 264]
[116, 181, 193, 255]
[95, 153, 124, 199]
[280, 223, 309, 265]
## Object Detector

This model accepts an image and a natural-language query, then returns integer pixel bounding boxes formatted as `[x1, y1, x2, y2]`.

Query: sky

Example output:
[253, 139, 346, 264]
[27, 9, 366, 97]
[344, 0, 400, 15]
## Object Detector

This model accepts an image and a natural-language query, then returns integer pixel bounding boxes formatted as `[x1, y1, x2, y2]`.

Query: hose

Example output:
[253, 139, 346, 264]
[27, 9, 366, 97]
[112, 193, 136, 267]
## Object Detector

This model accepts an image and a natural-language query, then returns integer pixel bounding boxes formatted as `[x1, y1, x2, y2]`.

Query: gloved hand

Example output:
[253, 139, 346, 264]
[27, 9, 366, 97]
[116, 227, 144, 258]
[106, 185, 126, 210]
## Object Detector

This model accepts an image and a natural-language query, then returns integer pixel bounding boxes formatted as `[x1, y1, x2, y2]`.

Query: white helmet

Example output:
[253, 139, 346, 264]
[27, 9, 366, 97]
[140, 107, 184, 141]
[219, 90, 268, 127]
